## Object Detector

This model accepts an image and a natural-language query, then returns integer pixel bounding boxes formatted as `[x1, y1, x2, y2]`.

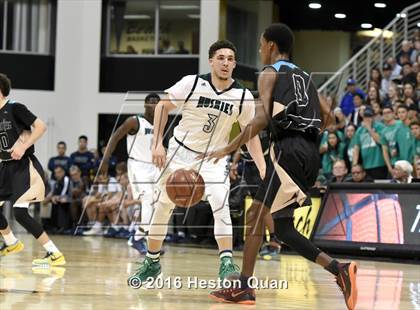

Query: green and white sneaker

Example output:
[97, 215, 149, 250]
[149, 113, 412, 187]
[127, 256, 161, 289]
[219, 256, 240, 280]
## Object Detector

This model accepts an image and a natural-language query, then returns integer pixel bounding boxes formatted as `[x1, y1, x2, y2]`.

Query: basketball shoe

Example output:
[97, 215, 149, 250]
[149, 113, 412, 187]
[209, 286, 256, 305]
[0, 240, 24, 256]
[336, 261, 358, 310]
[32, 252, 66, 266]
[127, 256, 161, 289]
[219, 257, 240, 280]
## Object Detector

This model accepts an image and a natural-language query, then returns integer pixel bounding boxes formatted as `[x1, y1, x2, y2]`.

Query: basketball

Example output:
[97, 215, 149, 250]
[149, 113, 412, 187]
[166, 169, 205, 207]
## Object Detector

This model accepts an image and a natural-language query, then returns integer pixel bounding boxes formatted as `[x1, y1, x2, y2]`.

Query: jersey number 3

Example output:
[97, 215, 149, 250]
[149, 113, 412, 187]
[203, 114, 219, 133]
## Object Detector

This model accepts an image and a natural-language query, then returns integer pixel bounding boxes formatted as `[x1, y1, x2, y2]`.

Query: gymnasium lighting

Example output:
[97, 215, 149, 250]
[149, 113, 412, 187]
[361, 23, 373, 29]
[308, 3, 321, 9]
[334, 13, 346, 19]
[374, 3, 386, 8]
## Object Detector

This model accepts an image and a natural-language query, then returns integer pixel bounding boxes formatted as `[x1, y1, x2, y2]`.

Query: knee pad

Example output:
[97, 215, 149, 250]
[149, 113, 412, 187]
[207, 188, 232, 239]
[0, 212, 8, 230]
[13, 206, 44, 239]
[147, 201, 174, 241]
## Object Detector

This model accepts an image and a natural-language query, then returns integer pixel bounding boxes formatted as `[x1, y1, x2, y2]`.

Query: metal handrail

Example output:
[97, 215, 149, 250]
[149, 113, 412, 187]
[318, 2, 420, 97]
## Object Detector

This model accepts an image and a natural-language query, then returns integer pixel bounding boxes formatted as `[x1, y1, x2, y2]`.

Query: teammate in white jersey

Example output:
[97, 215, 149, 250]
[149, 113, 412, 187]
[99, 93, 160, 254]
[127, 40, 266, 287]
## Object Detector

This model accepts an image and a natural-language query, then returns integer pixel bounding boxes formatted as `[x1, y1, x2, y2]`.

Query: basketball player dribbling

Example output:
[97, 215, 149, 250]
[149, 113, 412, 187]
[0, 73, 66, 266]
[202, 24, 358, 310]
[99, 93, 160, 254]
[127, 40, 266, 287]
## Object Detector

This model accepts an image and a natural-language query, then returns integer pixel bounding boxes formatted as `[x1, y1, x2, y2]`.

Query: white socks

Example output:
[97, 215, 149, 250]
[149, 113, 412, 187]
[43, 240, 59, 253]
[3, 231, 18, 246]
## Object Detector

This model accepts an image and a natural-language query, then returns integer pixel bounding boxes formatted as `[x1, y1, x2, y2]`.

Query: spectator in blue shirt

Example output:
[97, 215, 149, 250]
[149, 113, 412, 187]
[340, 79, 366, 116]
[48, 141, 72, 179]
[70, 135, 94, 177]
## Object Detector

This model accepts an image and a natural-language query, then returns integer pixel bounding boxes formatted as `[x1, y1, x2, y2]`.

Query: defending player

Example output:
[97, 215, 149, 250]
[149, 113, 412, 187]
[203, 24, 358, 310]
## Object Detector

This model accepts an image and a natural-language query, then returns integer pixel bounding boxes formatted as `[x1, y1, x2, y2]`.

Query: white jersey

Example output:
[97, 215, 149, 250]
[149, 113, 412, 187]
[126, 116, 153, 163]
[165, 74, 255, 153]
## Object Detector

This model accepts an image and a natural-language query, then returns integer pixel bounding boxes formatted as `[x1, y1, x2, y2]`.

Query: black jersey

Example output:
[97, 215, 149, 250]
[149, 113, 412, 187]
[0, 100, 37, 161]
[265, 60, 321, 141]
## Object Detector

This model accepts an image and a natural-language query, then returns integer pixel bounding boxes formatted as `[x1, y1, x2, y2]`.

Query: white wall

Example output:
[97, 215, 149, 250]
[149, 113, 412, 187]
[199, 0, 220, 73]
[11, 0, 141, 166]
[293, 30, 351, 75]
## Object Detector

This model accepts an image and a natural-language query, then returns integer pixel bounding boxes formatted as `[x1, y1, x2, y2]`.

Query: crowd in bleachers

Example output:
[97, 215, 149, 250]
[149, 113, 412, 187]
[38, 32, 420, 253]
[319, 31, 420, 185]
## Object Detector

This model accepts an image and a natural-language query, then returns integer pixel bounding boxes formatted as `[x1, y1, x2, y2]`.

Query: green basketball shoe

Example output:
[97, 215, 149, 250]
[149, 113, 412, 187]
[219, 256, 240, 280]
[127, 257, 162, 289]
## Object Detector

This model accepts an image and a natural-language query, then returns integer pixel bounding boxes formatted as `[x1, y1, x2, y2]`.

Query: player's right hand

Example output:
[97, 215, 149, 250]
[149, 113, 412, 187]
[152, 143, 166, 169]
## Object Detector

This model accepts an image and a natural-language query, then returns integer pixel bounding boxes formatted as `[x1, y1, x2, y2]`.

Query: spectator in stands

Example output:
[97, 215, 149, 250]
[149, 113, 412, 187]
[371, 101, 383, 122]
[326, 95, 336, 108]
[408, 103, 419, 123]
[334, 107, 347, 132]
[392, 160, 413, 184]
[365, 86, 381, 106]
[71, 135, 94, 178]
[69, 165, 87, 228]
[387, 57, 402, 80]
[48, 141, 72, 178]
[370, 67, 382, 89]
[381, 63, 392, 98]
[320, 132, 345, 178]
[397, 40, 413, 65]
[353, 106, 387, 179]
[346, 164, 373, 183]
[410, 120, 420, 162]
[47, 166, 72, 233]
[416, 71, 420, 100]
[384, 84, 401, 110]
[411, 38, 420, 64]
[115, 161, 128, 179]
[116, 173, 140, 238]
[395, 105, 415, 163]
[82, 173, 119, 236]
[381, 105, 401, 176]
[403, 82, 416, 102]
[397, 104, 412, 127]
[340, 78, 365, 116]
[348, 93, 364, 126]
[415, 159, 420, 179]
[343, 123, 356, 170]
[329, 160, 350, 183]
[401, 63, 417, 85]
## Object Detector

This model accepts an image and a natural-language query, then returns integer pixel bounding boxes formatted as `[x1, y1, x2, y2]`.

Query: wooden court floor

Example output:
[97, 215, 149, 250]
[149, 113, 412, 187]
[0, 235, 419, 310]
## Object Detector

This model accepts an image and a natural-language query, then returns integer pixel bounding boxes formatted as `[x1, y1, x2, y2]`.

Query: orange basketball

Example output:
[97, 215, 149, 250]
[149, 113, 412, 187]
[166, 169, 205, 207]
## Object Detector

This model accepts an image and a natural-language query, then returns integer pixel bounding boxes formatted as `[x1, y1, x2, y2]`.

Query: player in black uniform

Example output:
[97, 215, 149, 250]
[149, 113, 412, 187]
[0, 73, 65, 266]
[201, 24, 357, 310]
[230, 128, 281, 258]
